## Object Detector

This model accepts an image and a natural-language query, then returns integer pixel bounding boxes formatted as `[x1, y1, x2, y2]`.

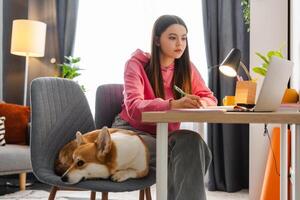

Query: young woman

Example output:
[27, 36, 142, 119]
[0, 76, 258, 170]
[112, 15, 217, 200]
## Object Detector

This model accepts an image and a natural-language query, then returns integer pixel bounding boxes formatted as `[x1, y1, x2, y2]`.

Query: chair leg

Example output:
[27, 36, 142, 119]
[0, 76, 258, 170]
[145, 187, 152, 200]
[19, 172, 26, 191]
[139, 189, 145, 200]
[102, 192, 108, 200]
[48, 186, 59, 200]
[90, 191, 96, 200]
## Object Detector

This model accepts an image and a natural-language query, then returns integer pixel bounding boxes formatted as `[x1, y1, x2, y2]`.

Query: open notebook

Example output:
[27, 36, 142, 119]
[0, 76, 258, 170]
[204, 57, 294, 112]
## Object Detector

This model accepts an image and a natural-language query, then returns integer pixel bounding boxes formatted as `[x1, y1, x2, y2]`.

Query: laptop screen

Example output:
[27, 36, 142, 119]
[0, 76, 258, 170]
[254, 57, 294, 112]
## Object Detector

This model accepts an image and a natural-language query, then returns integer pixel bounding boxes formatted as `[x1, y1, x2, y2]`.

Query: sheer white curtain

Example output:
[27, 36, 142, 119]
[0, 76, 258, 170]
[74, 0, 207, 116]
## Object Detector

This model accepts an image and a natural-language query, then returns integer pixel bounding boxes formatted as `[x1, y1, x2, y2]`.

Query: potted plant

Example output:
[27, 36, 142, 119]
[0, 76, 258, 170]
[252, 49, 284, 76]
[253, 49, 299, 103]
[241, 0, 250, 32]
[58, 56, 86, 92]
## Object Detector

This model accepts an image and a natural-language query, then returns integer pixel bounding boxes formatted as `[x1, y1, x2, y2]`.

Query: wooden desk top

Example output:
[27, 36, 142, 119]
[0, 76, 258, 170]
[142, 110, 300, 124]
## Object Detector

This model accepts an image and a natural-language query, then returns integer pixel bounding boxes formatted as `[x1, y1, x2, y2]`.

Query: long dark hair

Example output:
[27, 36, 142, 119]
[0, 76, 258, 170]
[145, 15, 192, 99]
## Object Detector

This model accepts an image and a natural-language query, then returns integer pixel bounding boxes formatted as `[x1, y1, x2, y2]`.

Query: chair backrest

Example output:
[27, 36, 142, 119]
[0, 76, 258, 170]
[95, 84, 124, 128]
[30, 77, 95, 179]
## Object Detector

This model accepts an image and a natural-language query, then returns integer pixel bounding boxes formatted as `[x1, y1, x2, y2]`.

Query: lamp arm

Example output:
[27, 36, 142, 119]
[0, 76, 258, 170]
[208, 64, 221, 69]
[239, 61, 252, 80]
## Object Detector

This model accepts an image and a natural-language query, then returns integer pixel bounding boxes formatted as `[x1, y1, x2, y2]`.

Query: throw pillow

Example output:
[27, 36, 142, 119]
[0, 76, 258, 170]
[0, 116, 5, 146]
[0, 103, 30, 145]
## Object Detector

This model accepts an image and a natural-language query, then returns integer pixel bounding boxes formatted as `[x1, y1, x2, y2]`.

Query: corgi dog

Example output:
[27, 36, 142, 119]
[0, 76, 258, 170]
[55, 127, 149, 184]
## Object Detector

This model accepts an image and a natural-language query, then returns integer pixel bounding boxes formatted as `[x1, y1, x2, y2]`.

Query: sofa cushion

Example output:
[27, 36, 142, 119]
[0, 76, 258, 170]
[0, 144, 32, 174]
[0, 103, 30, 145]
[0, 116, 5, 146]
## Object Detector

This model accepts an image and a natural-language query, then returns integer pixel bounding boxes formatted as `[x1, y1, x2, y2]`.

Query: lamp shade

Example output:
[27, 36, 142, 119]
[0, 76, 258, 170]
[219, 48, 241, 77]
[11, 19, 46, 57]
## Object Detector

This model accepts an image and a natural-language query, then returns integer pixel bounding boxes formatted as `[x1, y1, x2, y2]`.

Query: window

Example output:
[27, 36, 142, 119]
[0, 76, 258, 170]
[74, 0, 207, 113]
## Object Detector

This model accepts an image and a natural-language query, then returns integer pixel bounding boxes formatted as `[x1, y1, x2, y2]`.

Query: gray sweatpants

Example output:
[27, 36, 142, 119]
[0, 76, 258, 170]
[112, 116, 212, 200]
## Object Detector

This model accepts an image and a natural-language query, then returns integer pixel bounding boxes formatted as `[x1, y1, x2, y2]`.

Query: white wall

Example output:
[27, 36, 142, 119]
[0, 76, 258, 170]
[250, 0, 288, 199]
[291, 0, 300, 91]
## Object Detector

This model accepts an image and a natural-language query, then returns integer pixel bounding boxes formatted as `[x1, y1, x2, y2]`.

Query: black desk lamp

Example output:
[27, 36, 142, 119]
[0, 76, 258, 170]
[218, 48, 256, 106]
[219, 48, 252, 80]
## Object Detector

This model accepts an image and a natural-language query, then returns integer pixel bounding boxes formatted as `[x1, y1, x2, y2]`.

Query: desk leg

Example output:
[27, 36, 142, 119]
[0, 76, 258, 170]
[280, 124, 288, 200]
[156, 123, 168, 200]
[291, 125, 300, 200]
[196, 122, 205, 139]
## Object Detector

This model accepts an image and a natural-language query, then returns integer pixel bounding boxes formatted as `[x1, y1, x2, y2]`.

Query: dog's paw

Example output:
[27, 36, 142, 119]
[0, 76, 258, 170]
[111, 170, 134, 182]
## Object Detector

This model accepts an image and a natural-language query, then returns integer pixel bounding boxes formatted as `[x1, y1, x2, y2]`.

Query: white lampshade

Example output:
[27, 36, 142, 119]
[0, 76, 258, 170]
[219, 65, 238, 77]
[10, 19, 46, 57]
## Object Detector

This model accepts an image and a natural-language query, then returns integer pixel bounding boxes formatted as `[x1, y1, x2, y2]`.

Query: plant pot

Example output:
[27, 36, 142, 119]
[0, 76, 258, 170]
[235, 81, 257, 105]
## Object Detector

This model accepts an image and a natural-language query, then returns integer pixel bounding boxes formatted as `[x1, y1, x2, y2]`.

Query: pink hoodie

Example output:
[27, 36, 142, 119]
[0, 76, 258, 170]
[119, 49, 217, 135]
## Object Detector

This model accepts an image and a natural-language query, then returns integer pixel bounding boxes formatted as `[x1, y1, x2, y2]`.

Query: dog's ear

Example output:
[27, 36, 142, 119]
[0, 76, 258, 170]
[76, 131, 86, 146]
[96, 127, 112, 157]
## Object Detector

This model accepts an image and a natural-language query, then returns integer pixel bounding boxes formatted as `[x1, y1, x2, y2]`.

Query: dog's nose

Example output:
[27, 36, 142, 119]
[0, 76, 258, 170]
[61, 175, 68, 182]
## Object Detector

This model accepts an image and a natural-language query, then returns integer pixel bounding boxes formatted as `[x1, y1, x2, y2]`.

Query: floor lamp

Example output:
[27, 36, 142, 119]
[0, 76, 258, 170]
[10, 19, 47, 105]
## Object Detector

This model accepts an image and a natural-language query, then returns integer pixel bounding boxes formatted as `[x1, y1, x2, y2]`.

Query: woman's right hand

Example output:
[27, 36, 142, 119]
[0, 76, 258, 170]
[170, 94, 203, 109]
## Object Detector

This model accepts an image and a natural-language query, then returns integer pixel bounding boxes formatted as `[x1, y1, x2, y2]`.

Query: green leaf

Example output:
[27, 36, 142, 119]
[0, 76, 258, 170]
[71, 57, 81, 63]
[267, 51, 283, 59]
[252, 46, 286, 77]
[262, 63, 269, 69]
[255, 52, 269, 64]
[80, 85, 86, 92]
[241, 0, 250, 32]
[252, 67, 267, 76]
[56, 56, 85, 91]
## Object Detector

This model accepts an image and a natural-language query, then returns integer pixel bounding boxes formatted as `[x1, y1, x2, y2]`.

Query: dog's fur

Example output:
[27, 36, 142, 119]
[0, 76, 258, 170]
[55, 127, 149, 184]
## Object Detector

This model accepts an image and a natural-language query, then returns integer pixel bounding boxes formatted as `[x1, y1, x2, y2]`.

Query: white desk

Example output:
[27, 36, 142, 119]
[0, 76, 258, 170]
[142, 110, 300, 200]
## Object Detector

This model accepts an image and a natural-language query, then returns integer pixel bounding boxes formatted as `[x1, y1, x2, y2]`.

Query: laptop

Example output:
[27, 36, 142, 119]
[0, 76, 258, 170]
[208, 57, 294, 112]
[251, 57, 293, 112]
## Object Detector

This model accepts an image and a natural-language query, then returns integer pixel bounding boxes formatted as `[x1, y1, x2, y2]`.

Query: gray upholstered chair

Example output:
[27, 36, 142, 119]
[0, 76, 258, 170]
[95, 84, 124, 128]
[95, 83, 155, 199]
[30, 78, 155, 200]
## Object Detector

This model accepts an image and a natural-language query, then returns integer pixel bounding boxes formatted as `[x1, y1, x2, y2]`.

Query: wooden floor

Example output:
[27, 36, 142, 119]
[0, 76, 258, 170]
[0, 173, 51, 196]
[0, 173, 249, 199]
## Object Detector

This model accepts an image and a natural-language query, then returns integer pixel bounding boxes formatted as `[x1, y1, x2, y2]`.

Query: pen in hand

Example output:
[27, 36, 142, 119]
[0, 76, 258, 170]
[173, 85, 204, 108]
[174, 85, 187, 97]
